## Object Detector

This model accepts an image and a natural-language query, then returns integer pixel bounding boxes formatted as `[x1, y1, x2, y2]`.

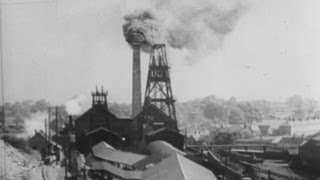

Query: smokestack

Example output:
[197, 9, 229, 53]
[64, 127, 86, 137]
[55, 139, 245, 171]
[126, 31, 145, 117]
[132, 43, 142, 117]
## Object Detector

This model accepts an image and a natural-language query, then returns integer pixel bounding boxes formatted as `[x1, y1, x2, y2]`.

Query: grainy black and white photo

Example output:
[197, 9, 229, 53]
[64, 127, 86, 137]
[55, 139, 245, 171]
[0, 0, 320, 179]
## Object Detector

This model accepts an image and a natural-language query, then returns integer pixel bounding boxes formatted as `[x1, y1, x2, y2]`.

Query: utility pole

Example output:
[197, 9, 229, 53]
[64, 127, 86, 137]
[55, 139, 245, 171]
[55, 106, 58, 139]
[48, 107, 51, 141]
[55, 106, 58, 165]
[45, 118, 47, 155]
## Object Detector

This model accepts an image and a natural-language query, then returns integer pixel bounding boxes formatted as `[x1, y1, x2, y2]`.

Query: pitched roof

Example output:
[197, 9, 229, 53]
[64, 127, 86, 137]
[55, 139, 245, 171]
[141, 153, 217, 180]
[134, 141, 186, 170]
[147, 140, 186, 157]
[85, 127, 121, 137]
[92, 141, 146, 166]
[91, 160, 142, 179]
[28, 131, 62, 149]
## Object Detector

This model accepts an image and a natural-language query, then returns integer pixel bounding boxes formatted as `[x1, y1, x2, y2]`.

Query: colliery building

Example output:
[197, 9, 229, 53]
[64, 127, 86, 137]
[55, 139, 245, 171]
[74, 87, 183, 155]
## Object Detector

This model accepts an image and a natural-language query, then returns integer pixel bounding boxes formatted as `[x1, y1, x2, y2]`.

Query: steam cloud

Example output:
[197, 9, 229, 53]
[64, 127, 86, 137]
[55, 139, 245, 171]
[65, 94, 90, 115]
[24, 112, 47, 137]
[123, 0, 248, 57]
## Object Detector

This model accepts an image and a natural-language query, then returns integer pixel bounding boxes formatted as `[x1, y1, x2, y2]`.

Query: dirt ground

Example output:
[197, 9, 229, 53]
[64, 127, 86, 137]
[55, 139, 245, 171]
[0, 139, 64, 180]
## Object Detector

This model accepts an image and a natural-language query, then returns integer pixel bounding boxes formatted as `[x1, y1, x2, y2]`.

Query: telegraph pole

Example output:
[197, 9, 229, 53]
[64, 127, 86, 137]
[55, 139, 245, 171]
[55, 106, 58, 139]
[48, 107, 51, 141]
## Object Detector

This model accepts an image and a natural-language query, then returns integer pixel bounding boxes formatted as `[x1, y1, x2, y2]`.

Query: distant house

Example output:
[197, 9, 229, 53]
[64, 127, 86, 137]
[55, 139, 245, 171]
[277, 119, 320, 136]
[28, 130, 61, 151]
[0, 117, 24, 133]
[299, 134, 320, 170]
[258, 125, 270, 136]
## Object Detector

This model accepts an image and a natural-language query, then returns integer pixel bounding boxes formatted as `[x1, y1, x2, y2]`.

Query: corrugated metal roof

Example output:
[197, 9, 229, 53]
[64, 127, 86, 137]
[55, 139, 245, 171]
[134, 154, 162, 170]
[92, 141, 146, 166]
[91, 160, 142, 179]
[147, 140, 186, 157]
[141, 153, 217, 180]
[134, 141, 186, 170]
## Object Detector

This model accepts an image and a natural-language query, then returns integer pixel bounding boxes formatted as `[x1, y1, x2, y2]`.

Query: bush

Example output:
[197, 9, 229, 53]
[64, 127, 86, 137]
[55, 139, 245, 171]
[1, 135, 32, 154]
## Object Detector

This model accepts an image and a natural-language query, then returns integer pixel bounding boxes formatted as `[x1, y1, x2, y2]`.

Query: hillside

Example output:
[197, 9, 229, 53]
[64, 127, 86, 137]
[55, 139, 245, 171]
[0, 138, 40, 179]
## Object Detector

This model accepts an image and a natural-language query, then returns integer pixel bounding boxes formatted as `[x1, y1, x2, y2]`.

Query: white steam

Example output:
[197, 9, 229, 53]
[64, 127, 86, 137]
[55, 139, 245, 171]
[65, 94, 90, 115]
[24, 112, 47, 137]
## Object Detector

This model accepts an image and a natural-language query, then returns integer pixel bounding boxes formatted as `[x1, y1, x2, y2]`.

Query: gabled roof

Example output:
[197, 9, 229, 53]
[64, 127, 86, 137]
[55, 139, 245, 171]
[91, 160, 142, 179]
[277, 136, 305, 146]
[141, 153, 217, 180]
[92, 141, 146, 166]
[147, 140, 186, 157]
[85, 127, 121, 137]
[28, 131, 62, 149]
[134, 141, 186, 170]
[79, 103, 116, 117]
[75, 104, 118, 124]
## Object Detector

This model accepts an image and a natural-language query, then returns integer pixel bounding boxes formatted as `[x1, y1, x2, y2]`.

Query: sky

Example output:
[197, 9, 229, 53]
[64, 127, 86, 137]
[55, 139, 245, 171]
[1, 0, 320, 105]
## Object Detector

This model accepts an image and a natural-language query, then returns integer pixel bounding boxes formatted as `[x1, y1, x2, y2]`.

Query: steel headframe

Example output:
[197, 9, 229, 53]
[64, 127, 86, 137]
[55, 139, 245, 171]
[144, 44, 178, 131]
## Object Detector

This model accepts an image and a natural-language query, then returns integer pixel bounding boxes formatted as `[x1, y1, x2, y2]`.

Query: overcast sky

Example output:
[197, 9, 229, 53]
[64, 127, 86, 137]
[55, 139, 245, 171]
[1, 0, 320, 104]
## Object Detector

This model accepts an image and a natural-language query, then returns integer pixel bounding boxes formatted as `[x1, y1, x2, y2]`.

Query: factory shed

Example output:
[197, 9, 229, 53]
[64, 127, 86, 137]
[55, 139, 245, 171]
[90, 160, 143, 180]
[77, 127, 123, 155]
[88, 141, 145, 180]
[75, 88, 134, 153]
[299, 135, 320, 170]
[75, 88, 131, 138]
[275, 136, 305, 148]
[75, 104, 119, 134]
[145, 128, 185, 150]
[28, 130, 61, 151]
[92, 141, 146, 166]
[141, 153, 217, 180]
[133, 104, 177, 139]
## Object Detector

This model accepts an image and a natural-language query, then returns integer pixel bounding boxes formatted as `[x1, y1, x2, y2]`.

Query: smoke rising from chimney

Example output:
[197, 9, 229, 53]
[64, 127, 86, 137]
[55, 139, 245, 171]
[123, 0, 248, 59]
[123, 10, 162, 53]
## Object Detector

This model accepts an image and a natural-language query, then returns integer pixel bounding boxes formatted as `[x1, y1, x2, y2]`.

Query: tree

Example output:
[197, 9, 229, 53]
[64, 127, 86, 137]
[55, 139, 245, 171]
[203, 103, 225, 121]
[305, 99, 318, 115]
[286, 95, 304, 109]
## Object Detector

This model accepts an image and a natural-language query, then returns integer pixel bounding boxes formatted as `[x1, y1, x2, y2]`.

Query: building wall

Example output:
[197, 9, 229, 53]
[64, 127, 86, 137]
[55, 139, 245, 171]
[278, 119, 320, 136]
[145, 130, 184, 150]
[28, 134, 47, 150]
[299, 139, 320, 170]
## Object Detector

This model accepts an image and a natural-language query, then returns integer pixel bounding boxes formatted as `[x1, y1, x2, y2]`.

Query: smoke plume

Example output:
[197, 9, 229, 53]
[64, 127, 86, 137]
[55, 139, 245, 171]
[65, 94, 90, 115]
[24, 112, 47, 137]
[123, 0, 248, 58]
[123, 10, 162, 53]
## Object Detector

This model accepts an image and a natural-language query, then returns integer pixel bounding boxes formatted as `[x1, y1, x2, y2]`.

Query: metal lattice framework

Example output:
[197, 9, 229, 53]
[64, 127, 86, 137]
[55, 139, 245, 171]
[144, 44, 178, 130]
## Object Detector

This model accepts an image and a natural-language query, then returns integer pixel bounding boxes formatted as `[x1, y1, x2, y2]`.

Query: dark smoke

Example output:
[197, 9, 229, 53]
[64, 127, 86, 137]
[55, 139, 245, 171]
[123, 0, 248, 58]
[122, 10, 162, 52]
